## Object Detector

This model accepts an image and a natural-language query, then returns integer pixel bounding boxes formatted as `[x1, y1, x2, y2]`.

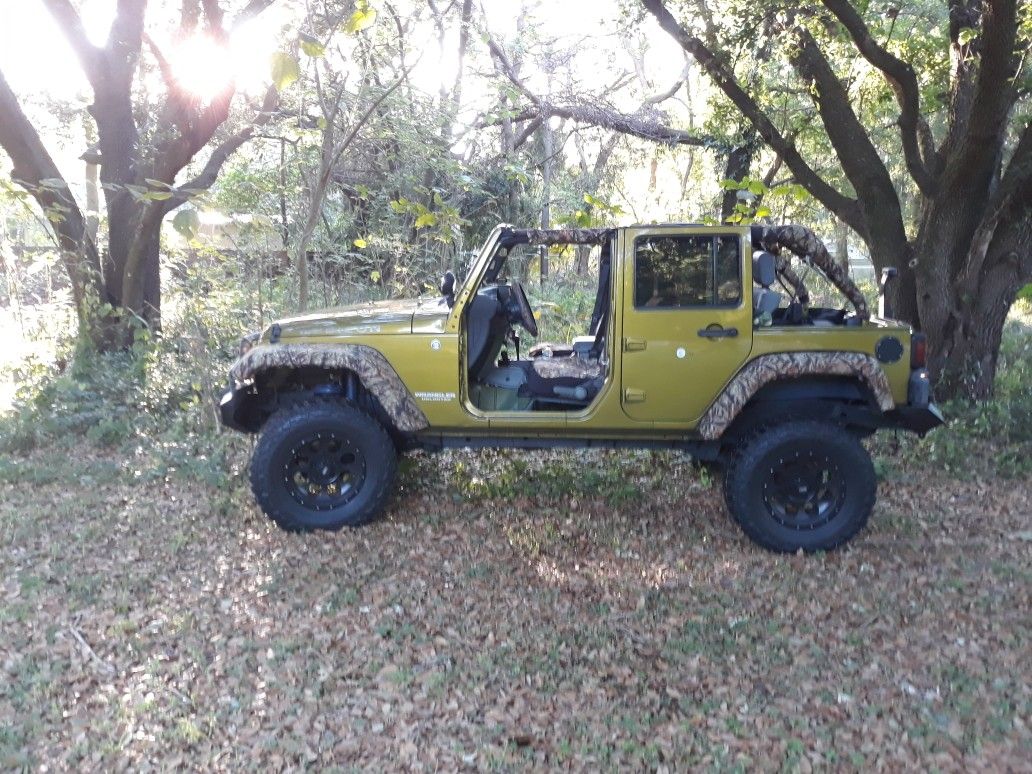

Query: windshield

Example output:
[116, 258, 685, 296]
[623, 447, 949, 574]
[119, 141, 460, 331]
[487, 244, 540, 285]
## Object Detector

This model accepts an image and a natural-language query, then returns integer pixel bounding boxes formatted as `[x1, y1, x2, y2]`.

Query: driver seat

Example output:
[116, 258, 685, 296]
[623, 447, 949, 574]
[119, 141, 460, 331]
[519, 246, 611, 405]
[527, 240, 612, 361]
[517, 305, 608, 404]
[517, 354, 604, 405]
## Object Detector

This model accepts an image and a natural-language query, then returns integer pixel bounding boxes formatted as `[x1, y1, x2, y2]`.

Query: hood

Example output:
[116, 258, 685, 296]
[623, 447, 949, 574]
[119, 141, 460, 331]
[269, 296, 449, 339]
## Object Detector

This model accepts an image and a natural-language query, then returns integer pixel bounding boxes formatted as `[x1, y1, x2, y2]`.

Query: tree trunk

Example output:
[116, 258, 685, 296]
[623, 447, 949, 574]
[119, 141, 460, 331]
[916, 176, 1032, 398]
[834, 219, 849, 272]
[539, 119, 552, 284]
[719, 138, 756, 222]
[84, 160, 100, 243]
[921, 261, 1025, 400]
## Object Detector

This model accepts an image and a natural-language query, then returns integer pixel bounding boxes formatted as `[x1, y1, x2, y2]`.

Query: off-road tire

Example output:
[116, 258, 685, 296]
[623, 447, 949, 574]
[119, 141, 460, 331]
[249, 400, 397, 532]
[724, 421, 875, 553]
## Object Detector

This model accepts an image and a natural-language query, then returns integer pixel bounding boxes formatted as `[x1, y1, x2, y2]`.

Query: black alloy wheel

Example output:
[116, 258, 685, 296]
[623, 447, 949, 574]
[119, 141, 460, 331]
[724, 420, 876, 553]
[250, 400, 397, 531]
[761, 449, 846, 531]
[283, 432, 366, 512]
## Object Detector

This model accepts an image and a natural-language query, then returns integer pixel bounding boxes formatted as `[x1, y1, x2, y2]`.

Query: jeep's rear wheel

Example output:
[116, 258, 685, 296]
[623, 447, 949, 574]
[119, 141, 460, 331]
[250, 400, 397, 531]
[724, 421, 875, 553]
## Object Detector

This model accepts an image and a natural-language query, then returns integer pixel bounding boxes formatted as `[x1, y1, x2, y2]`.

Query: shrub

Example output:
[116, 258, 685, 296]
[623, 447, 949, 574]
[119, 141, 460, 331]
[873, 300, 1032, 478]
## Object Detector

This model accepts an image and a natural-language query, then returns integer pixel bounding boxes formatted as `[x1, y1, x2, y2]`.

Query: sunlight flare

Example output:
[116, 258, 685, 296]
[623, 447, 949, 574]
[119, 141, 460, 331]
[167, 34, 236, 103]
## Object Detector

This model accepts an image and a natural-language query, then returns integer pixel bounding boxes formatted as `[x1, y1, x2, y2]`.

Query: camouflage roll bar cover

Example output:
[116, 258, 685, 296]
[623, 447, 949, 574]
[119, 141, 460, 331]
[230, 344, 430, 433]
[505, 228, 614, 246]
[752, 225, 868, 319]
[774, 255, 810, 306]
[697, 351, 894, 440]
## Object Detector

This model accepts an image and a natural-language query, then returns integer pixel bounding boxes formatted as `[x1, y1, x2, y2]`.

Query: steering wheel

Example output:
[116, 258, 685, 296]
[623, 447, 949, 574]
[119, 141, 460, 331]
[504, 282, 538, 337]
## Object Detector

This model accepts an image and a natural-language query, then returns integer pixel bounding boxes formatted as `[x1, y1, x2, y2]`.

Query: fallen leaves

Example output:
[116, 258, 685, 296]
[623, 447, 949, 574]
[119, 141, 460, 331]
[0, 443, 1028, 769]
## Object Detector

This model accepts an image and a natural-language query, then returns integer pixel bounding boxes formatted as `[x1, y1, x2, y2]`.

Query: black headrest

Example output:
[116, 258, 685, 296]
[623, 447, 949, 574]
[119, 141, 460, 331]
[753, 251, 777, 287]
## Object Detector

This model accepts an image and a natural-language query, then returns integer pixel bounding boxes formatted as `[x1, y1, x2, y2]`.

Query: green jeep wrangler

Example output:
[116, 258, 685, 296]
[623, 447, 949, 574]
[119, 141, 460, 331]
[219, 223, 943, 553]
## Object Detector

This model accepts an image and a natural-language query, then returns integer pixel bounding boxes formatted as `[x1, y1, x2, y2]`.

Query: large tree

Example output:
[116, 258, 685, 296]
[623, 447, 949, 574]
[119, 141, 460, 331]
[0, 0, 279, 348]
[643, 0, 1031, 399]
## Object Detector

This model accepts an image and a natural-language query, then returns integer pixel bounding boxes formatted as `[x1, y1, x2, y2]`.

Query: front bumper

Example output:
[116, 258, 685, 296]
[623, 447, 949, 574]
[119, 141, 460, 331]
[218, 384, 261, 433]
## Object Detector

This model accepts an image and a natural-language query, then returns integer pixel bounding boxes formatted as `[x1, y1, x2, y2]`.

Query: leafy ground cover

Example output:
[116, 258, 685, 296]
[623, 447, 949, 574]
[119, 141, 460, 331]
[1, 297, 1029, 769]
[1, 438, 1029, 770]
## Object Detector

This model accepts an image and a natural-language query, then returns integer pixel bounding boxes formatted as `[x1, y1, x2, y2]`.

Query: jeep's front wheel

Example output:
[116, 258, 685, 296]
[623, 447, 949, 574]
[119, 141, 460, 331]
[249, 401, 397, 531]
[724, 421, 875, 553]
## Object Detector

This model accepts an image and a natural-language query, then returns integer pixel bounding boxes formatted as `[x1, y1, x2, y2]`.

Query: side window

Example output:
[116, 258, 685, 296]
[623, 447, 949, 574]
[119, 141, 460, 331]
[634, 235, 742, 308]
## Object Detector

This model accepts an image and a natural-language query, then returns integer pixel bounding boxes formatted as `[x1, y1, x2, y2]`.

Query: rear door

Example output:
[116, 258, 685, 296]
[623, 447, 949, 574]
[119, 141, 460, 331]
[620, 227, 753, 423]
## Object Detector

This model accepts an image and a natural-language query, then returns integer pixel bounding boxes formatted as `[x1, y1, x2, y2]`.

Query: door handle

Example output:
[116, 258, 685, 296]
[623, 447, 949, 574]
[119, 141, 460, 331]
[623, 337, 647, 352]
[697, 326, 739, 339]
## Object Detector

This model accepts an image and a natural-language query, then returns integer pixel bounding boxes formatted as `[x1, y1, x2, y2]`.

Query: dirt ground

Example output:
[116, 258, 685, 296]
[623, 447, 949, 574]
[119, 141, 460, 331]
[1, 444, 1029, 771]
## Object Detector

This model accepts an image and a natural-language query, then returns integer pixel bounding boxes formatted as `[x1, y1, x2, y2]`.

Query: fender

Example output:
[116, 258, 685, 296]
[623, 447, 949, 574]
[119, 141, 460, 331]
[229, 343, 430, 433]
[697, 351, 894, 440]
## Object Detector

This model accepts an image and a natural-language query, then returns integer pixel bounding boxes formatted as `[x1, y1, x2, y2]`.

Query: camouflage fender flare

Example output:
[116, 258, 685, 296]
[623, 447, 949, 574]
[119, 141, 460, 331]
[697, 351, 894, 440]
[229, 343, 430, 433]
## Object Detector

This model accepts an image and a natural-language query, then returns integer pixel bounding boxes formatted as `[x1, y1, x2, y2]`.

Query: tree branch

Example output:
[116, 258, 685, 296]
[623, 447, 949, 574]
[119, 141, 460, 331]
[959, 121, 1032, 290]
[954, 0, 1020, 160]
[40, 0, 104, 85]
[0, 68, 105, 313]
[104, 0, 147, 82]
[787, 25, 910, 259]
[181, 0, 202, 35]
[232, 0, 277, 28]
[821, 0, 938, 195]
[329, 66, 413, 168]
[486, 36, 719, 149]
[165, 85, 280, 209]
[643, 59, 691, 105]
[939, 0, 985, 159]
[199, 0, 226, 37]
[512, 116, 544, 151]
[641, 0, 865, 236]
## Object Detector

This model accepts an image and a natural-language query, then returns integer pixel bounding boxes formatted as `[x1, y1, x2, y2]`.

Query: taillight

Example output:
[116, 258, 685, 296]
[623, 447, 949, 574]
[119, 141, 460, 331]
[911, 333, 927, 369]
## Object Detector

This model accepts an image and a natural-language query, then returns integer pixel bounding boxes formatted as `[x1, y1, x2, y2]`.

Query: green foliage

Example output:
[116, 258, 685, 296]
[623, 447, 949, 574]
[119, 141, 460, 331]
[270, 52, 301, 90]
[0, 254, 264, 487]
[172, 207, 200, 239]
[873, 302, 1032, 478]
[391, 194, 465, 239]
[531, 281, 598, 344]
[566, 193, 625, 228]
[299, 32, 325, 58]
[344, 1, 377, 34]
[718, 176, 810, 224]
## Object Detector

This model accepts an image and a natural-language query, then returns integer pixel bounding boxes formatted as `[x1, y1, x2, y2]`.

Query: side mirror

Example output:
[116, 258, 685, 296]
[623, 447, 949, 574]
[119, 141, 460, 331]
[878, 267, 898, 318]
[440, 270, 456, 307]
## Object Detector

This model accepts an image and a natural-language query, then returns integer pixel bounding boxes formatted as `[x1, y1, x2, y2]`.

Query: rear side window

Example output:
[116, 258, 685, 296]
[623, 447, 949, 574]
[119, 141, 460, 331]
[634, 235, 741, 308]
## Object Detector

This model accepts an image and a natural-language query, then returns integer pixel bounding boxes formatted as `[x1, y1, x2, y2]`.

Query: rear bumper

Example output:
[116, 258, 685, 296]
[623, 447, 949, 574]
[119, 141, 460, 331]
[889, 403, 945, 435]
[887, 368, 944, 435]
